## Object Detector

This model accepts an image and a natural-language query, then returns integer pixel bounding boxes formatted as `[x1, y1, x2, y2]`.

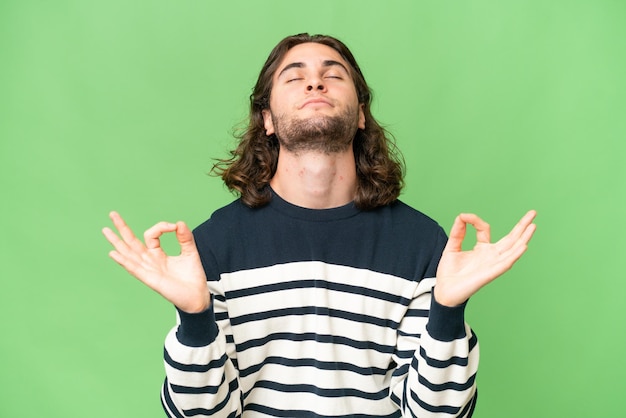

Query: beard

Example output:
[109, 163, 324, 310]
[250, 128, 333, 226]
[269, 105, 360, 154]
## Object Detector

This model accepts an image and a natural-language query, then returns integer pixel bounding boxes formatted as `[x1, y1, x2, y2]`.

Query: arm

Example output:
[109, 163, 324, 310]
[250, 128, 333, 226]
[390, 277, 478, 418]
[161, 306, 242, 418]
[102, 212, 242, 417]
[391, 211, 536, 417]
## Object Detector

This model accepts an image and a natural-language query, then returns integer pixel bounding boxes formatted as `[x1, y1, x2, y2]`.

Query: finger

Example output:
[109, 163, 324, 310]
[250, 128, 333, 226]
[102, 226, 131, 254]
[108, 248, 131, 269]
[495, 210, 537, 253]
[107, 248, 150, 282]
[508, 210, 537, 240]
[444, 215, 467, 253]
[458, 213, 491, 243]
[522, 221, 537, 244]
[103, 226, 145, 271]
[144, 221, 177, 250]
[495, 222, 537, 269]
[175, 221, 197, 255]
[506, 222, 537, 253]
[109, 211, 144, 251]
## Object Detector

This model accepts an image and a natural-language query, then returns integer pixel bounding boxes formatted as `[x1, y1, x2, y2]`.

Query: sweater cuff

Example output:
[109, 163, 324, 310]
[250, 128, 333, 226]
[175, 303, 218, 347]
[426, 294, 467, 342]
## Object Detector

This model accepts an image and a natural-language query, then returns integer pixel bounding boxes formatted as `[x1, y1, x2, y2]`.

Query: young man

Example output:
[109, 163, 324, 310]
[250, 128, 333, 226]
[103, 34, 536, 417]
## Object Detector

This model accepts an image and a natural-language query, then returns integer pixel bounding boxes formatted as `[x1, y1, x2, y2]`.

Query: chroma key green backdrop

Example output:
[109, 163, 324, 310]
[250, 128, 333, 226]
[1, 1, 624, 417]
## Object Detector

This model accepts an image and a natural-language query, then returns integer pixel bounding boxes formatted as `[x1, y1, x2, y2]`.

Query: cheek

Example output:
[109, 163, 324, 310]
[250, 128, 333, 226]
[270, 89, 297, 113]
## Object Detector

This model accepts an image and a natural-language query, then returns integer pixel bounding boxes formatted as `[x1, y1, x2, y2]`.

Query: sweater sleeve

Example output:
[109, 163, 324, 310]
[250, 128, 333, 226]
[160, 223, 243, 417]
[388, 225, 479, 417]
[160, 299, 243, 417]
[389, 277, 479, 417]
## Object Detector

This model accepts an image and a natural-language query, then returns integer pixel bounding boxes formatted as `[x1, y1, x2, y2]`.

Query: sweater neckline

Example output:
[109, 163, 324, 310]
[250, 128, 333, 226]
[268, 188, 361, 222]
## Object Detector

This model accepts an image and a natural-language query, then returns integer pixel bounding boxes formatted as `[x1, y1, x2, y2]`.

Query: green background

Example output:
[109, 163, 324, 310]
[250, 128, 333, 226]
[1, 1, 624, 416]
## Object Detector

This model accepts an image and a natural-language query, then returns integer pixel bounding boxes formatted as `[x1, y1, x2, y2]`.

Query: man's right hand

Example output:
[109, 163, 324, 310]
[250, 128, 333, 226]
[102, 211, 211, 313]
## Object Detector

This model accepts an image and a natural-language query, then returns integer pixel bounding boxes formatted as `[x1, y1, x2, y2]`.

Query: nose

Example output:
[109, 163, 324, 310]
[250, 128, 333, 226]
[306, 79, 326, 92]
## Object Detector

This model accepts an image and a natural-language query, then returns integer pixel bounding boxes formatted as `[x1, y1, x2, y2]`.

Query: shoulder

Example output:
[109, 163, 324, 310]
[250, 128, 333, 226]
[376, 200, 448, 262]
[192, 199, 250, 245]
[387, 200, 439, 223]
[195, 199, 252, 228]
[374, 200, 445, 237]
[351, 200, 447, 279]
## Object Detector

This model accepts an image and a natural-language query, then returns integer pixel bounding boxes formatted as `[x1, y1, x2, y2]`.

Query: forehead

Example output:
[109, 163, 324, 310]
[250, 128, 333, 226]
[275, 42, 349, 75]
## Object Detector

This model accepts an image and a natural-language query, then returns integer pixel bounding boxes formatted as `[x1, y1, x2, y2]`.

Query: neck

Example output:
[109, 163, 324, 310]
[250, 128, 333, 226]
[270, 148, 357, 209]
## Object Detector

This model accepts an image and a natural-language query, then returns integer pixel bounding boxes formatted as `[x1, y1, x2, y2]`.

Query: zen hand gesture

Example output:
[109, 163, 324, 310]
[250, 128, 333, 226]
[435, 210, 537, 307]
[102, 211, 210, 313]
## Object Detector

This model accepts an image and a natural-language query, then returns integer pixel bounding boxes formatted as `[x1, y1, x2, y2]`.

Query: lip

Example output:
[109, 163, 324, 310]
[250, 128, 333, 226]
[300, 98, 333, 109]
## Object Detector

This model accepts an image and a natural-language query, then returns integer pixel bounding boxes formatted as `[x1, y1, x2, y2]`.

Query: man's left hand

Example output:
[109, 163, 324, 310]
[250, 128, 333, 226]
[435, 210, 537, 307]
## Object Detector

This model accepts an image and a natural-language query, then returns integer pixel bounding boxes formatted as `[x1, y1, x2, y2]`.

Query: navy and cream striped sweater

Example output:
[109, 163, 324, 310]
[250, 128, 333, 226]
[161, 193, 478, 417]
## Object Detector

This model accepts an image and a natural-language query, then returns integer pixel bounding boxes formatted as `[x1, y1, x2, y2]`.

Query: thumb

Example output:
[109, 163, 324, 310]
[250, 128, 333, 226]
[444, 215, 467, 253]
[175, 221, 196, 254]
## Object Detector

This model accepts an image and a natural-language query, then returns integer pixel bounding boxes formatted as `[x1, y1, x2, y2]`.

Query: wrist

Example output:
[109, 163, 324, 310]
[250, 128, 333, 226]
[175, 301, 218, 347]
[427, 292, 468, 342]
[175, 288, 212, 314]
[433, 283, 465, 307]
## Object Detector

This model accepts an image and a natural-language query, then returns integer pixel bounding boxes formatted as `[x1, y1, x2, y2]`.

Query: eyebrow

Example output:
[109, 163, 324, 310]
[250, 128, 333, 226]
[277, 60, 350, 79]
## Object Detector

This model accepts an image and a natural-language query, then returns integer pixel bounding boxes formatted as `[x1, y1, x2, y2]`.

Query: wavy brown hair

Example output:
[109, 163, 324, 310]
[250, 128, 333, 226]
[213, 33, 405, 210]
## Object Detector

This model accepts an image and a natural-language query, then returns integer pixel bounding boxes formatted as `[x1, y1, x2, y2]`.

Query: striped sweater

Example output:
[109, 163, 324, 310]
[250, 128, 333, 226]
[161, 193, 479, 417]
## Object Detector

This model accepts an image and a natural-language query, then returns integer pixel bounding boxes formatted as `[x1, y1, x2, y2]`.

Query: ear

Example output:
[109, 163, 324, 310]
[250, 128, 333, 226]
[262, 109, 275, 136]
[357, 103, 365, 130]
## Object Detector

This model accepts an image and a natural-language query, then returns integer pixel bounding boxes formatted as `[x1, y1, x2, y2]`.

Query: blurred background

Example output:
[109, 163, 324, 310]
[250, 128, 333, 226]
[1, 0, 624, 416]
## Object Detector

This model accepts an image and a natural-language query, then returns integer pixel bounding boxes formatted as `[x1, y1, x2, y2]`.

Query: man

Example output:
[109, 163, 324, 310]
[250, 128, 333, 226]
[103, 33, 536, 417]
